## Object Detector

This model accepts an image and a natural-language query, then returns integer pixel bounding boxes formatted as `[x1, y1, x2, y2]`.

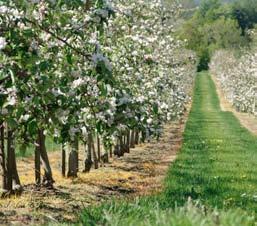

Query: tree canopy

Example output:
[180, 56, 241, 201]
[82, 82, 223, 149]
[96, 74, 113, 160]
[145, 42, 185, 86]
[178, 0, 255, 70]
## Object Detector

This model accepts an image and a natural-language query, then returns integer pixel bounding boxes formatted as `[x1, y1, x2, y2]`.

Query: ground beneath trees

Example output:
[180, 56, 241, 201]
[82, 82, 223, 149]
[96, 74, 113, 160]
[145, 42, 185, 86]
[0, 114, 188, 225]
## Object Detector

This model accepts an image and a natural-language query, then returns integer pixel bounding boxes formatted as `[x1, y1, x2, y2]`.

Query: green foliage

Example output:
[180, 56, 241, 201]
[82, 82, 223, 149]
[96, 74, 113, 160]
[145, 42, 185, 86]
[199, 0, 221, 17]
[232, 0, 257, 34]
[178, 0, 247, 71]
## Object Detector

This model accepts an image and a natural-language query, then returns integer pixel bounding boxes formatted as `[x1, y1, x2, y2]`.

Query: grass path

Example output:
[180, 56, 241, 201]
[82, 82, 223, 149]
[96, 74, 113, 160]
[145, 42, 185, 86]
[81, 72, 257, 225]
[164, 72, 257, 210]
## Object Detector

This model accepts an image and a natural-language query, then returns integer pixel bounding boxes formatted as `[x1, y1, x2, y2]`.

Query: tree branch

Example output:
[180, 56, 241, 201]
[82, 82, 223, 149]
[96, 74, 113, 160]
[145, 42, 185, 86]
[24, 18, 92, 61]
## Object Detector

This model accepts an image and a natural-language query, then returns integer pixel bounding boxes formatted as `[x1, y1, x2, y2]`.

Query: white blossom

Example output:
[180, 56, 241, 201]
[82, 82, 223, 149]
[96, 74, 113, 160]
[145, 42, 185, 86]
[0, 37, 7, 50]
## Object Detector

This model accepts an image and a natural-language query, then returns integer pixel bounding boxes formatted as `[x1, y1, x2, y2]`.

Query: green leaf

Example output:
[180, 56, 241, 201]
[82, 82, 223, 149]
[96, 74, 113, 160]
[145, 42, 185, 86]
[7, 118, 18, 129]
[28, 120, 38, 136]
[39, 61, 50, 71]
[66, 54, 73, 65]
[16, 106, 25, 119]
[99, 83, 107, 96]
[153, 103, 158, 114]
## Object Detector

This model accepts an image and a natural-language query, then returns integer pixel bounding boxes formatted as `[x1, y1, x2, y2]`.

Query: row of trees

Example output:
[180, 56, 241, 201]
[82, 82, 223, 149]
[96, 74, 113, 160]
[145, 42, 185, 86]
[0, 0, 196, 196]
[210, 38, 257, 114]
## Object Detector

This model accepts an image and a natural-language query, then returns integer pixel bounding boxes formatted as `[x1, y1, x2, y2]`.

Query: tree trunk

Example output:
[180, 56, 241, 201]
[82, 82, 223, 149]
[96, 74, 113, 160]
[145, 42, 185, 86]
[35, 132, 41, 186]
[84, 134, 93, 173]
[130, 130, 135, 148]
[146, 127, 151, 143]
[11, 146, 21, 192]
[141, 130, 146, 143]
[110, 146, 113, 158]
[39, 129, 54, 187]
[61, 143, 66, 177]
[120, 136, 125, 156]
[135, 130, 139, 145]
[97, 134, 101, 162]
[91, 135, 98, 169]
[113, 138, 120, 156]
[0, 123, 7, 190]
[126, 130, 130, 153]
[101, 151, 109, 164]
[67, 137, 79, 178]
[6, 129, 21, 194]
[6, 129, 14, 192]
[114, 136, 125, 157]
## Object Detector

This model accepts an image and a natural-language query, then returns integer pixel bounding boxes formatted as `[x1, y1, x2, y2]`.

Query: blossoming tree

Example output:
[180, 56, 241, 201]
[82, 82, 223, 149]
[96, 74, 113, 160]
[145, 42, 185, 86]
[210, 47, 257, 114]
[0, 0, 196, 195]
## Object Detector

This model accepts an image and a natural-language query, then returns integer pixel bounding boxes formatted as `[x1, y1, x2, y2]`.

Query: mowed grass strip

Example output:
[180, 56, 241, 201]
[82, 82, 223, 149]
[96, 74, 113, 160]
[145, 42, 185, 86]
[164, 72, 257, 210]
[77, 72, 257, 226]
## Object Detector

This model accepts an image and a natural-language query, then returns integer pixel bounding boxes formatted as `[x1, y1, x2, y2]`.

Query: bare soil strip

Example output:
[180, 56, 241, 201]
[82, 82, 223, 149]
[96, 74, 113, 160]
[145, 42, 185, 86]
[0, 114, 188, 225]
[212, 74, 257, 136]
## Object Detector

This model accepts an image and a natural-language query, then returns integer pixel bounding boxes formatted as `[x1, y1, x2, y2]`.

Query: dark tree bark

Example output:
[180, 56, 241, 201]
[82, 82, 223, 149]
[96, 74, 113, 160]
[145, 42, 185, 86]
[67, 137, 79, 178]
[141, 130, 146, 143]
[110, 146, 113, 158]
[84, 134, 93, 173]
[6, 129, 21, 194]
[35, 132, 41, 186]
[130, 130, 135, 148]
[125, 130, 130, 153]
[101, 152, 109, 164]
[6, 129, 14, 192]
[135, 130, 139, 145]
[11, 147, 21, 192]
[114, 136, 124, 157]
[61, 143, 66, 177]
[38, 130, 54, 187]
[91, 135, 98, 169]
[120, 135, 126, 155]
[114, 138, 120, 157]
[0, 123, 7, 190]
[97, 134, 101, 162]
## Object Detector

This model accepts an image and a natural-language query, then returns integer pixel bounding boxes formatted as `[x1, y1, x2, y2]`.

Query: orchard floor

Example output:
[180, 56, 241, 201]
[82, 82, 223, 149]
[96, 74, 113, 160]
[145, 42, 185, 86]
[0, 116, 188, 225]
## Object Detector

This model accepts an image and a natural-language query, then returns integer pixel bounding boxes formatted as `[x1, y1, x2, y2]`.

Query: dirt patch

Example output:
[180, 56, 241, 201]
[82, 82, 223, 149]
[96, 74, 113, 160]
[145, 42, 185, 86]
[0, 114, 189, 225]
[212, 75, 257, 136]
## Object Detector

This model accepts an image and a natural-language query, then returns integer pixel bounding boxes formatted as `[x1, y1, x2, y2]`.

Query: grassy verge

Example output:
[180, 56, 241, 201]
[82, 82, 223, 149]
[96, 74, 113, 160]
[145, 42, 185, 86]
[77, 72, 257, 225]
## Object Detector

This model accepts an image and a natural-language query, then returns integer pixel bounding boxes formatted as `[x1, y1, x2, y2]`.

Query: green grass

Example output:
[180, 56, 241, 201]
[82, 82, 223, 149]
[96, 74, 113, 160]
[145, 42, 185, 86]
[77, 72, 257, 225]
[77, 201, 256, 226]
